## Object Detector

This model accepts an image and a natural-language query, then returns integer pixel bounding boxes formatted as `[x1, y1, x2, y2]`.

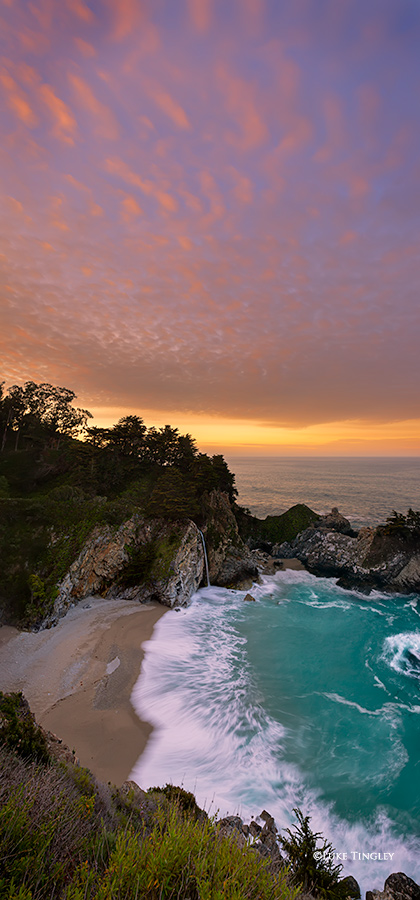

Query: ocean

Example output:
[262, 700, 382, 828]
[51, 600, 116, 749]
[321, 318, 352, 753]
[131, 458, 420, 893]
[225, 456, 420, 528]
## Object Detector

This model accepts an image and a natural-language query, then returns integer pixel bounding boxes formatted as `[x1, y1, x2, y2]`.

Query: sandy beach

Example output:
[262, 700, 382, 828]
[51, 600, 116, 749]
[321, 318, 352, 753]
[0, 598, 166, 785]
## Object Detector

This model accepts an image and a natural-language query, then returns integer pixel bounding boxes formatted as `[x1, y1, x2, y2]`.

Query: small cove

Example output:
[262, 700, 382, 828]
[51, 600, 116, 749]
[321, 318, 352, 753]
[131, 571, 420, 894]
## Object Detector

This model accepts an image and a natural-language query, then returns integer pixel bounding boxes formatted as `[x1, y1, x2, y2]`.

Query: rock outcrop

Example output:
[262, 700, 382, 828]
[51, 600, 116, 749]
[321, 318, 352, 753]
[236, 502, 321, 550]
[48, 492, 260, 624]
[51, 514, 204, 621]
[273, 509, 420, 594]
[366, 872, 420, 900]
[216, 810, 284, 873]
[203, 491, 258, 588]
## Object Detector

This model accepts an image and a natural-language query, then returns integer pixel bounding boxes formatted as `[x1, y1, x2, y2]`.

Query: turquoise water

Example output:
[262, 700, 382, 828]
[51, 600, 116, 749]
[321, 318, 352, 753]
[132, 571, 420, 892]
[226, 456, 420, 526]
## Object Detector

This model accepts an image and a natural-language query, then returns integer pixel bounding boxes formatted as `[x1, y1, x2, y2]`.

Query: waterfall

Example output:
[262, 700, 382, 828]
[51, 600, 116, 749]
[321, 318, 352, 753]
[198, 528, 211, 587]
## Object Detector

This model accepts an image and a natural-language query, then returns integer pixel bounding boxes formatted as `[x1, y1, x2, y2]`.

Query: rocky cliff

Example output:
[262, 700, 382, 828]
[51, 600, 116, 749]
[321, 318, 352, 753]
[274, 508, 420, 594]
[202, 491, 258, 587]
[48, 491, 257, 625]
[51, 515, 204, 622]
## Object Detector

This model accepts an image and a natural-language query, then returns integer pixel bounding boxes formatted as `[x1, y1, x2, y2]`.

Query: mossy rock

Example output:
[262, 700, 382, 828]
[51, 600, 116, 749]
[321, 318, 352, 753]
[237, 503, 320, 546]
[147, 784, 207, 822]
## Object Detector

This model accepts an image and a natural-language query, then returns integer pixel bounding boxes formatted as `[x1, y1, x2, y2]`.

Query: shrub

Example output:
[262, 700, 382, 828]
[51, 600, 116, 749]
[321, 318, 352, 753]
[0, 738, 298, 900]
[0, 748, 96, 898]
[0, 693, 50, 765]
[70, 804, 297, 900]
[383, 509, 420, 540]
[147, 783, 205, 821]
[279, 808, 347, 900]
[145, 468, 198, 520]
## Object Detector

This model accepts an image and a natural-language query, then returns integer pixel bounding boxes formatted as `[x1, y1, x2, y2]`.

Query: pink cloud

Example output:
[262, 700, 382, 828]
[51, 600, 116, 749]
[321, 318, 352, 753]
[74, 38, 97, 58]
[199, 170, 225, 221]
[120, 193, 143, 222]
[187, 0, 212, 33]
[66, 0, 95, 23]
[147, 82, 191, 130]
[313, 94, 347, 164]
[40, 83, 78, 144]
[1, 0, 419, 436]
[107, 0, 144, 41]
[105, 156, 178, 213]
[216, 61, 268, 151]
[228, 166, 253, 204]
[348, 173, 370, 200]
[68, 73, 119, 140]
[0, 68, 39, 127]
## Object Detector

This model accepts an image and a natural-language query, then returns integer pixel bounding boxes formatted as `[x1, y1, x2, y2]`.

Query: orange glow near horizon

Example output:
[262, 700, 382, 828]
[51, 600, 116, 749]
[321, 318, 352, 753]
[87, 408, 420, 457]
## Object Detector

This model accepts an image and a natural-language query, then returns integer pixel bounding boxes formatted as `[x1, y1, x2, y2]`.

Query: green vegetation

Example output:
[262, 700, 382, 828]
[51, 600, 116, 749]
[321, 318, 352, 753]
[120, 524, 184, 588]
[0, 495, 137, 626]
[235, 503, 320, 547]
[279, 809, 349, 900]
[383, 509, 420, 541]
[0, 692, 50, 765]
[0, 702, 299, 900]
[0, 382, 236, 506]
[0, 719, 356, 900]
[145, 468, 199, 520]
[0, 379, 237, 626]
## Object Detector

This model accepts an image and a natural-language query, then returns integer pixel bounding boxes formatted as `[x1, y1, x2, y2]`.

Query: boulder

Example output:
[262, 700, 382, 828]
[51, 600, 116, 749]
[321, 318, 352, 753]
[384, 873, 420, 900]
[217, 815, 247, 848]
[339, 875, 361, 898]
[272, 541, 294, 558]
[250, 810, 283, 872]
[392, 556, 420, 592]
[45, 490, 262, 626]
[366, 890, 393, 900]
[364, 879, 420, 900]
[317, 508, 356, 536]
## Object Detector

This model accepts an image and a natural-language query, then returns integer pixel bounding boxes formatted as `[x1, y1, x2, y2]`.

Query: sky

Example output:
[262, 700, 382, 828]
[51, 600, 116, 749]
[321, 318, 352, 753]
[1, 0, 419, 456]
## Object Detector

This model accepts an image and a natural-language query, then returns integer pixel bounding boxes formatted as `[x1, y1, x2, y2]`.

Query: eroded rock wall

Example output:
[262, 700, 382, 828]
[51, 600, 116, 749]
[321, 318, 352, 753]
[202, 491, 258, 588]
[51, 514, 204, 621]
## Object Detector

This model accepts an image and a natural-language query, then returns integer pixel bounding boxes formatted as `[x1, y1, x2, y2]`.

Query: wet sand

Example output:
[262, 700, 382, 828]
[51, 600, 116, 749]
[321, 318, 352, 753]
[0, 598, 166, 785]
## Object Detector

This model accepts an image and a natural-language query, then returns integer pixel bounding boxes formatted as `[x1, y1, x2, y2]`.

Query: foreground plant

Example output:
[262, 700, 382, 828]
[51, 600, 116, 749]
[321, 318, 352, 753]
[279, 808, 349, 900]
[66, 804, 297, 900]
[0, 743, 298, 900]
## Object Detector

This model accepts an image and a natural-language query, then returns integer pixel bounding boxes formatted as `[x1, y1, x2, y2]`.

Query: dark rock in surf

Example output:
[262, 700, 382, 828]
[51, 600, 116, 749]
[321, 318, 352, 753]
[339, 875, 361, 898]
[276, 509, 420, 595]
[384, 873, 420, 900]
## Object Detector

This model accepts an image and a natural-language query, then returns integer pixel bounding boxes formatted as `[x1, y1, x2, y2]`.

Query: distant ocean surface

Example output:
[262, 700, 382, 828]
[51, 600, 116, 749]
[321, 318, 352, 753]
[131, 457, 420, 894]
[225, 456, 420, 527]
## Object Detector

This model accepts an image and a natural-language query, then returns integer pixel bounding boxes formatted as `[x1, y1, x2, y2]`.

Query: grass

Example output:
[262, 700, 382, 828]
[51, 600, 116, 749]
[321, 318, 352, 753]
[0, 742, 299, 900]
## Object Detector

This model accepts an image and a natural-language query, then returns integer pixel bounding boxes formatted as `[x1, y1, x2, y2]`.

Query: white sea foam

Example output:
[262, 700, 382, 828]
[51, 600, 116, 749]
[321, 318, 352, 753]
[382, 631, 420, 679]
[130, 585, 420, 894]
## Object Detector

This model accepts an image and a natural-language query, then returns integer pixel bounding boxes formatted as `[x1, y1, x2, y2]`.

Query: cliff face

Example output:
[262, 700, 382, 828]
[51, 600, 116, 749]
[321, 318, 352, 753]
[48, 491, 258, 625]
[202, 491, 258, 588]
[275, 509, 420, 594]
[51, 515, 205, 622]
